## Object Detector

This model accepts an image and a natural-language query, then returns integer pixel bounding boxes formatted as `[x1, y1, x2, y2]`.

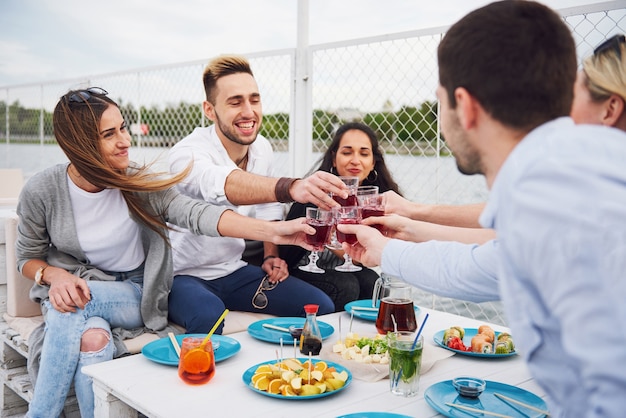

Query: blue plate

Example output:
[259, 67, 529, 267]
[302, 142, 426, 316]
[425, 380, 549, 418]
[344, 299, 421, 322]
[247, 317, 334, 344]
[242, 358, 352, 399]
[337, 413, 413, 418]
[141, 333, 240, 366]
[433, 328, 517, 358]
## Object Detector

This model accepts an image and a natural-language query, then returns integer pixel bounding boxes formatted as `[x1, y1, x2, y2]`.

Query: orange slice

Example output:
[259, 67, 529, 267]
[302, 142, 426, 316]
[254, 375, 270, 391]
[268, 378, 283, 394]
[182, 349, 211, 374]
[314, 361, 328, 372]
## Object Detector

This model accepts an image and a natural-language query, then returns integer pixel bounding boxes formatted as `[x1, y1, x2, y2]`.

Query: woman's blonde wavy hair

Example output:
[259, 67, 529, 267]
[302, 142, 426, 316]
[582, 37, 626, 103]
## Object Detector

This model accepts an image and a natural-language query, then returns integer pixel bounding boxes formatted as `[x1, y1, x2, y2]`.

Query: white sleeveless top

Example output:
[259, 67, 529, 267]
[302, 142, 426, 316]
[68, 174, 145, 272]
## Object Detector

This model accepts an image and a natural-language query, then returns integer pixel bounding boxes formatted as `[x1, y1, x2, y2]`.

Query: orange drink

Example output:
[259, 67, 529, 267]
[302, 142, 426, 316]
[178, 337, 215, 385]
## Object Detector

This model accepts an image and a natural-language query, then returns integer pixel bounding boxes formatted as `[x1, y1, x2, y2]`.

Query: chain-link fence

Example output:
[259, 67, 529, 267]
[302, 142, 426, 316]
[1, 1, 624, 325]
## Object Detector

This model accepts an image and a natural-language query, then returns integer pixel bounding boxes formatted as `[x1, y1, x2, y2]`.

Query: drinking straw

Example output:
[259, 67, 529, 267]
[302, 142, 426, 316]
[391, 314, 398, 332]
[201, 308, 229, 346]
[168, 332, 181, 358]
[412, 313, 429, 349]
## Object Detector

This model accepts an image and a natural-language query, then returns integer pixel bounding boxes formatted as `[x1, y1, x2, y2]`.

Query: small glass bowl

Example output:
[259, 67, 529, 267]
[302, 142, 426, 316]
[452, 376, 486, 398]
[289, 326, 303, 339]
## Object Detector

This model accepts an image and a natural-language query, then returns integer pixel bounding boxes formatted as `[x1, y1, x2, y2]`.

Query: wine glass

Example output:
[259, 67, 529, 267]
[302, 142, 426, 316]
[333, 206, 363, 272]
[299, 208, 334, 273]
[327, 176, 360, 250]
[358, 188, 386, 233]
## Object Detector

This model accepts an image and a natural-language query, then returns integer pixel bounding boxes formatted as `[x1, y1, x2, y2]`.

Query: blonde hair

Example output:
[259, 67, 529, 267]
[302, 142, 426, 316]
[582, 41, 626, 103]
[202, 54, 253, 103]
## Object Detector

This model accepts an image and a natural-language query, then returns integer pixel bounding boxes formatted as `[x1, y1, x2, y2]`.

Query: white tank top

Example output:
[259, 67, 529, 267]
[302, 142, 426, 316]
[68, 174, 145, 272]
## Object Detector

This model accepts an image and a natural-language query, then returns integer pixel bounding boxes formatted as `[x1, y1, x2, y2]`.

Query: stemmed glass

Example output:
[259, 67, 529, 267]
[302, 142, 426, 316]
[299, 208, 334, 273]
[357, 186, 386, 233]
[333, 206, 363, 272]
[327, 176, 359, 250]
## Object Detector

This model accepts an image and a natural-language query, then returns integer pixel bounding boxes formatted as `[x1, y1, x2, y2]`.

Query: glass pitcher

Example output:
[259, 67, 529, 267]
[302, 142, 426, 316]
[372, 274, 417, 334]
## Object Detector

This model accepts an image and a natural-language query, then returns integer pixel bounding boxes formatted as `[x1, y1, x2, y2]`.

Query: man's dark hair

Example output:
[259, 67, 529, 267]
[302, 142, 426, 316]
[438, 0, 577, 131]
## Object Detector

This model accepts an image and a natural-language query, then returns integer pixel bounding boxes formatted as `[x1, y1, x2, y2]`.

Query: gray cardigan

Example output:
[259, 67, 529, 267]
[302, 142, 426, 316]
[16, 163, 228, 370]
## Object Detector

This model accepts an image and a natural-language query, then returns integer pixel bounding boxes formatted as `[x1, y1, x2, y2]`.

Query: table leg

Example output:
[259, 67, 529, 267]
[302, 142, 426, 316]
[92, 381, 137, 418]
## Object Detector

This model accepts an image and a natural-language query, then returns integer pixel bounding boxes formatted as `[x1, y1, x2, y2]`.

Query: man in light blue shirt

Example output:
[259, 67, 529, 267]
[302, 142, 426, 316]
[339, 2, 626, 416]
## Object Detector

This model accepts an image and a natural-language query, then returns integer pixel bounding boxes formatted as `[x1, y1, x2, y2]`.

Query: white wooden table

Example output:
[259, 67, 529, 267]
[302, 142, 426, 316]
[83, 308, 545, 418]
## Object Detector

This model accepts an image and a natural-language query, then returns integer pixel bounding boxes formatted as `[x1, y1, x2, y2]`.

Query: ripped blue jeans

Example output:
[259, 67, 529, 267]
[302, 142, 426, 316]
[28, 269, 144, 418]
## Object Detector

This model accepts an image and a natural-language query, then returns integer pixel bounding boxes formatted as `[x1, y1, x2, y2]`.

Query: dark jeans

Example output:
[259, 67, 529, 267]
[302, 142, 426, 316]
[168, 264, 334, 334]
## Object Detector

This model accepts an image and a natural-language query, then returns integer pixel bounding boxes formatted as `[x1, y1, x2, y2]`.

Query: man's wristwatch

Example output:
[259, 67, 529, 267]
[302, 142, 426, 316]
[35, 265, 49, 286]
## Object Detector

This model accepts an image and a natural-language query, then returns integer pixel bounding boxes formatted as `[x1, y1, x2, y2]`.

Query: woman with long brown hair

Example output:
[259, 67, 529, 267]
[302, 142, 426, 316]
[17, 87, 313, 418]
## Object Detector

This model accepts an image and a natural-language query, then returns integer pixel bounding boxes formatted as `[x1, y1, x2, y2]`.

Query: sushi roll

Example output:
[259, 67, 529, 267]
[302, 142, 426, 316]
[477, 325, 495, 343]
[471, 334, 493, 353]
[443, 327, 462, 345]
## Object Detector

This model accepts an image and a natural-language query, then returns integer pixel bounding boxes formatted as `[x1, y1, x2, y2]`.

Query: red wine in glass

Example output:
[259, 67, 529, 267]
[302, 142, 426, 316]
[333, 194, 358, 207]
[362, 207, 385, 232]
[336, 218, 359, 245]
[305, 221, 332, 250]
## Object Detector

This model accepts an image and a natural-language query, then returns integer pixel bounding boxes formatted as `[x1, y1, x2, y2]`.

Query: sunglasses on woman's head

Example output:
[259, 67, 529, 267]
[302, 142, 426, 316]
[593, 34, 625, 60]
[252, 275, 278, 309]
[67, 87, 109, 103]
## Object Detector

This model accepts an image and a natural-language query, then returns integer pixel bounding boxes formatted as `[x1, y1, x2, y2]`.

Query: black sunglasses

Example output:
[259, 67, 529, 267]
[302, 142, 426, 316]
[252, 275, 278, 309]
[593, 34, 625, 60]
[67, 87, 109, 103]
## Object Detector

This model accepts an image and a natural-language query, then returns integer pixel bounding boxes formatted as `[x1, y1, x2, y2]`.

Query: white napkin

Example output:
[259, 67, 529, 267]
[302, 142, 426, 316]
[319, 342, 455, 382]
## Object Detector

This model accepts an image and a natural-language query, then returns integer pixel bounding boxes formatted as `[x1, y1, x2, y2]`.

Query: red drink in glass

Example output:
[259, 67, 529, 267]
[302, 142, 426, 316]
[375, 298, 417, 334]
[336, 218, 359, 245]
[362, 207, 385, 232]
[333, 194, 358, 207]
[305, 221, 332, 250]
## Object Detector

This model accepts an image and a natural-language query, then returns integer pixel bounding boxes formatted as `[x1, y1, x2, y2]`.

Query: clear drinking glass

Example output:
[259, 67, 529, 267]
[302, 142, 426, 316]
[332, 206, 362, 272]
[300, 208, 334, 273]
[388, 332, 423, 397]
[178, 337, 216, 385]
[327, 176, 360, 250]
[359, 192, 386, 233]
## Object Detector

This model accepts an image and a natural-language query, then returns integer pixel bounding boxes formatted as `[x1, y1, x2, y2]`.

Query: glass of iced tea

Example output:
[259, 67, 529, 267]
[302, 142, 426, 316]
[178, 337, 215, 385]
[300, 208, 334, 273]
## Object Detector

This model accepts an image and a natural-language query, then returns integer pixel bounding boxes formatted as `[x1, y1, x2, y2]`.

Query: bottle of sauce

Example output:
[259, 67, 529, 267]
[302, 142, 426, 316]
[299, 304, 323, 355]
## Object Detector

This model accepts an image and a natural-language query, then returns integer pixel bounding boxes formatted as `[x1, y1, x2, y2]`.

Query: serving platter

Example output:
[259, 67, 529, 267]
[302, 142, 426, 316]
[242, 358, 352, 400]
[248, 317, 334, 344]
[344, 299, 420, 322]
[425, 379, 548, 417]
[433, 328, 517, 358]
[141, 333, 240, 366]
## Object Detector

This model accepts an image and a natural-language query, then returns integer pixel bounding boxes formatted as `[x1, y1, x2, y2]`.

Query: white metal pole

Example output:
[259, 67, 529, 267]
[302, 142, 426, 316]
[291, 0, 312, 177]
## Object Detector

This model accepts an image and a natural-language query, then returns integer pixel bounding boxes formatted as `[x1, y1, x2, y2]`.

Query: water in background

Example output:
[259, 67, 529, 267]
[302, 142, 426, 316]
[1, 143, 489, 206]
[1, 142, 505, 325]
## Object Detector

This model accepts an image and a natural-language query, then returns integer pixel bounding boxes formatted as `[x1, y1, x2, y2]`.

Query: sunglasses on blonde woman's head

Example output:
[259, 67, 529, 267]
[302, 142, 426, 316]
[593, 34, 625, 60]
[252, 275, 278, 309]
[66, 87, 109, 103]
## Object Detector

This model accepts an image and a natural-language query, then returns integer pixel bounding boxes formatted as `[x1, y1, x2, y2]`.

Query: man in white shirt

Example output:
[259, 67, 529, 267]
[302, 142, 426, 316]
[168, 55, 335, 334]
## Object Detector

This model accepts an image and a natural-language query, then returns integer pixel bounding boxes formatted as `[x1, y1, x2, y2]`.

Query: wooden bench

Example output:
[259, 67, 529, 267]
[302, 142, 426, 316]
[0, 210, 273, 417]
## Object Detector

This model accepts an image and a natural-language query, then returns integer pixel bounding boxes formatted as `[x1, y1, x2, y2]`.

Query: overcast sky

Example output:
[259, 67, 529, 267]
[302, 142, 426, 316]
[0, 0, 614, 87]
